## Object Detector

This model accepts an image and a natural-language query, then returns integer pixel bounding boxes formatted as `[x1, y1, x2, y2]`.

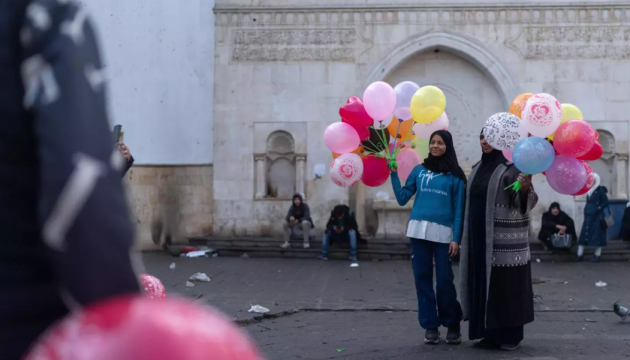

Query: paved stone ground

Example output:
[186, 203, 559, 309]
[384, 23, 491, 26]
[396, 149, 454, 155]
[141, 254, 630, 359]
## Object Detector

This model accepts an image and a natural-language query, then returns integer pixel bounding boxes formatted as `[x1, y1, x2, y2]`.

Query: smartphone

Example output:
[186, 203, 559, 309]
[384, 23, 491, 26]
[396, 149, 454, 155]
[112, 125, 122, 146]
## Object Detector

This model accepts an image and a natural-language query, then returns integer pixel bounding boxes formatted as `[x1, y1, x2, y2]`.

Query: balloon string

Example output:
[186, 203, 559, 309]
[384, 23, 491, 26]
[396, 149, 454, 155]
[373, 126, 392, 159]
[391, 126, 415, 160]
[390, 120, 403, 160]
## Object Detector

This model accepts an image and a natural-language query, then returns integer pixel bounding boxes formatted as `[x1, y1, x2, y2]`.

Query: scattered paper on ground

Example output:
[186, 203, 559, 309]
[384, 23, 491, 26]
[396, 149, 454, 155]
[189, 273, 211, 282]
[186, 281, 195, 288]
[169, 263, 176, 269]
[186, 250, 213, 258]
[595, 281, 607, 287]
[248, 305, 270, 314]
[350, 263, 359, 267]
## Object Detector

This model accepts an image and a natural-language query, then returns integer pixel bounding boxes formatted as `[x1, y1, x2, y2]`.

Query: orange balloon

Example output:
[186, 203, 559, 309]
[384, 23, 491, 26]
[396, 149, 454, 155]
[332, 145, 364, 159]
[387, 116, 416, 142]
[510, 93, 533, 119]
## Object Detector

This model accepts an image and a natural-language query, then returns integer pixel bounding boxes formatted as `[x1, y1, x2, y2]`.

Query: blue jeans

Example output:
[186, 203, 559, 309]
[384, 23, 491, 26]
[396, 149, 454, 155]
[410, 238, 462, 330]
[321, 230, 357, 257]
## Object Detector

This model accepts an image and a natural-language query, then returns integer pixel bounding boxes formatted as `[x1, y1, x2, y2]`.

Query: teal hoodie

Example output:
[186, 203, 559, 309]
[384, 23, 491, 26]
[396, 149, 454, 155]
[391, 164, 466, 243]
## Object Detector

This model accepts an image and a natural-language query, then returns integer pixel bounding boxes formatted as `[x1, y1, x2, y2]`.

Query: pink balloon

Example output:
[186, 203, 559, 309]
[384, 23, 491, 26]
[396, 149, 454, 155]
[331, 153, 364, 187]
[546, 155, 587, 195]
[572, 162, 595, 196]
[412, 112, 449, 139]
[553, 120, 595, 158]
[521, 93, 563, 138]
[397, 148, 422, 183]
[503, 149, 514, 162]
[324, 122, 360, 154]
[140, 274, 166, 299]
[363, 81, 397, 121]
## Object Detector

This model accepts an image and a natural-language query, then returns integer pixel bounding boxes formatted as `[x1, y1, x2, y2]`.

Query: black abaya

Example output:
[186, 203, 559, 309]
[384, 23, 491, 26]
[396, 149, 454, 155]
[467, 149, 533, 344]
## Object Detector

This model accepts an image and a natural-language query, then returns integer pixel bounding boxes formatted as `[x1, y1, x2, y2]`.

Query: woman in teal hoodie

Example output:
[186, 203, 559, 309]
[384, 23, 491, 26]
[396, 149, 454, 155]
[391, 130, 466, 345]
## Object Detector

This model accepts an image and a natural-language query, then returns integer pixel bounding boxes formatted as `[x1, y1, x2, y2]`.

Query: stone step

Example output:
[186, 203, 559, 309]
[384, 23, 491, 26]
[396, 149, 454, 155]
[188, 237, 630, 262]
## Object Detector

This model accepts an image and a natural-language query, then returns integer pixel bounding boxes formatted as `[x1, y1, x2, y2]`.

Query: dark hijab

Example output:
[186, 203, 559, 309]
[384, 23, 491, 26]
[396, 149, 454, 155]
[545, 202, 567, 222]
[422, 130, 467, 185]
[470, 130, 508, 195]
[539, 202, 577, 241]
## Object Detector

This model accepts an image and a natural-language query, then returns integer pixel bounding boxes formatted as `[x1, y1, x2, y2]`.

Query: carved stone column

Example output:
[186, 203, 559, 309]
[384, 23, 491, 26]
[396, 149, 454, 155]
[616, 155, 628, 199]
[296, 154, 306, 197]
[355, 181, 366, 236]
[254, 154, 266, 199]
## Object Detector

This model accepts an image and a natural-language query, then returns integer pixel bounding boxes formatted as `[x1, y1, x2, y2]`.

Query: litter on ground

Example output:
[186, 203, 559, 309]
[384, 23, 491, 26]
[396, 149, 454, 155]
[189, 273, 211, 282]
[350, 263, 359, 267]
[169, 263, 176, 270]
[595, 281, 607, 287]
[248, 305, 270, 314]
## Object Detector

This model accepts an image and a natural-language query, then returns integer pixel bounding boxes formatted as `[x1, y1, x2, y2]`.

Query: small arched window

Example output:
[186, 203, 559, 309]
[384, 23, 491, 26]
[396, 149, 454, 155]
[265, 131, 296, 199]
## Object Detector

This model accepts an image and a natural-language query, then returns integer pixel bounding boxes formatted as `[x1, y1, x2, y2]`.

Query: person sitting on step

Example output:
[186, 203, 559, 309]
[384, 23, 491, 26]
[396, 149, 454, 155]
[281, 194, 313, 249]
[319, 205, 359, 261]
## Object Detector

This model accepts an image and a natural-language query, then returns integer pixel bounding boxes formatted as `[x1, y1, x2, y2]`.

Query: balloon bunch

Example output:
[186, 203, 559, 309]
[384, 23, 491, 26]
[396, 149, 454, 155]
[324, 81, 448, 187]
[484, 93, 602, 195]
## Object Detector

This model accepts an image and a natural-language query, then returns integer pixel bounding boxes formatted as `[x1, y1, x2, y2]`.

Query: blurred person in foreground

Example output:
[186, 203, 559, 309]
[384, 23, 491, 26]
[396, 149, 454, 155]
[0, 0, 140, 358]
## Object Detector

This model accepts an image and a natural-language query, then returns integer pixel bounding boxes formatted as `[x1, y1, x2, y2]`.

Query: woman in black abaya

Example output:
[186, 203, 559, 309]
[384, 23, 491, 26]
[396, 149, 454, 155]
[460, 130, 538, 351]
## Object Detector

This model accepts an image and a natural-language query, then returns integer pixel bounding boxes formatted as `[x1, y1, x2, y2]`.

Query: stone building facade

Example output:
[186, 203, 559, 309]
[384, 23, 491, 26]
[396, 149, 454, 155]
[212, 1, 630, 240]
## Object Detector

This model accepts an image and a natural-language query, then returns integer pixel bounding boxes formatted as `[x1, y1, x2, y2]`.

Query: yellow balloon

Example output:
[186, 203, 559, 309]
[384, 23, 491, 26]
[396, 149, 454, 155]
[411, 86, 446, 124]
[549, 103, 584, 140]
[561, 103, 583, 122]
[411, 137, 430, 161]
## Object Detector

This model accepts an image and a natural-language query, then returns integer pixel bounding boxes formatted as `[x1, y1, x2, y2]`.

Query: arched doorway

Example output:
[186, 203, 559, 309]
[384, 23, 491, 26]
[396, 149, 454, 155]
[360, 31, 518, 238]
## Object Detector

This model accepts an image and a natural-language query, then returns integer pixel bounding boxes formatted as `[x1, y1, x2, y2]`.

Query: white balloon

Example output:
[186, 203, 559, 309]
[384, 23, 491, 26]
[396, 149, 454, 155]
[392, 81, 420, 121]
[483, 112, 529, 151]
[330, 153, 364, 188]
[412, 112, 449, 139]
[521, 93, 563, 138]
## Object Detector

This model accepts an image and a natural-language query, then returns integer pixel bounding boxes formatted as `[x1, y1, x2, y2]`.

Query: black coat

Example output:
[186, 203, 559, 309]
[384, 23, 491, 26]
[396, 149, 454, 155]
[0, 1, 140, 358]
[538, 211, 577, 245]
[620, 206, 630, 242]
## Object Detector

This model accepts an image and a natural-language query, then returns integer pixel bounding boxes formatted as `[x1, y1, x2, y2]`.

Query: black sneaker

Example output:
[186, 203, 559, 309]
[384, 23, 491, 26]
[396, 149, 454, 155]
[573, 255, 583, 262]
[446, 325, 461, 344]
[474, 338, 499, 349]
[424, 329, 440, 344]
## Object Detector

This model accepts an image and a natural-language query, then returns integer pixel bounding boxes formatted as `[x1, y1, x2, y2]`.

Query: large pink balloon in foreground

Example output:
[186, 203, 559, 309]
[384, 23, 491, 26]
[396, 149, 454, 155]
[26, 296, 264, 360]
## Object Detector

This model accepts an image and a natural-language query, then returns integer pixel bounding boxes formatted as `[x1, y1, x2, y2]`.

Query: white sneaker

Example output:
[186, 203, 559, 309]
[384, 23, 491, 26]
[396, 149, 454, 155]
[303, 243, 310, 249]
[280, 242, 290, 249]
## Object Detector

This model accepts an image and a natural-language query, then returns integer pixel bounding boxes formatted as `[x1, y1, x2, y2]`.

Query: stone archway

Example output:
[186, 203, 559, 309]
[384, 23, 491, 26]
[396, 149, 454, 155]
[364, 30, 520, 105]
[359, 31, 519, 237]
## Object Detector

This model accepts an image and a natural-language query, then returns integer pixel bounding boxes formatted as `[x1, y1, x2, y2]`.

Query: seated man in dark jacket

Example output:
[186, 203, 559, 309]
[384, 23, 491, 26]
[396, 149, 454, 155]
[281, 193, 313, 249]
[320, 205, 359, 261]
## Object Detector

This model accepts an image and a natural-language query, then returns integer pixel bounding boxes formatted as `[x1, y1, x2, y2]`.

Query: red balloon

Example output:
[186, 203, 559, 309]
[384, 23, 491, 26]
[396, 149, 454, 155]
[26, 296, 264, 360]
[339, 96, 374, 127]
[361, 156, 390, 187]
[342, 118, 370, 140]
[572, 162, 595, 196]
[578, 142, 603, 161]
[140, 274, 166, 299]
[553, 120, 595, 158]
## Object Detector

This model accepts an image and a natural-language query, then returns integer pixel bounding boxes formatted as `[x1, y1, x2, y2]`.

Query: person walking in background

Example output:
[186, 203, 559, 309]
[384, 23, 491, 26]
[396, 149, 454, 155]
[319, 205, 360, 261]
[460, 130, 538, 352]
[0, 1, 140, 358]
[281, 193, 313, 249]
[577, 181, 610, 262]
[538, 202, 577, 252]
[390, 130, 466, 345]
